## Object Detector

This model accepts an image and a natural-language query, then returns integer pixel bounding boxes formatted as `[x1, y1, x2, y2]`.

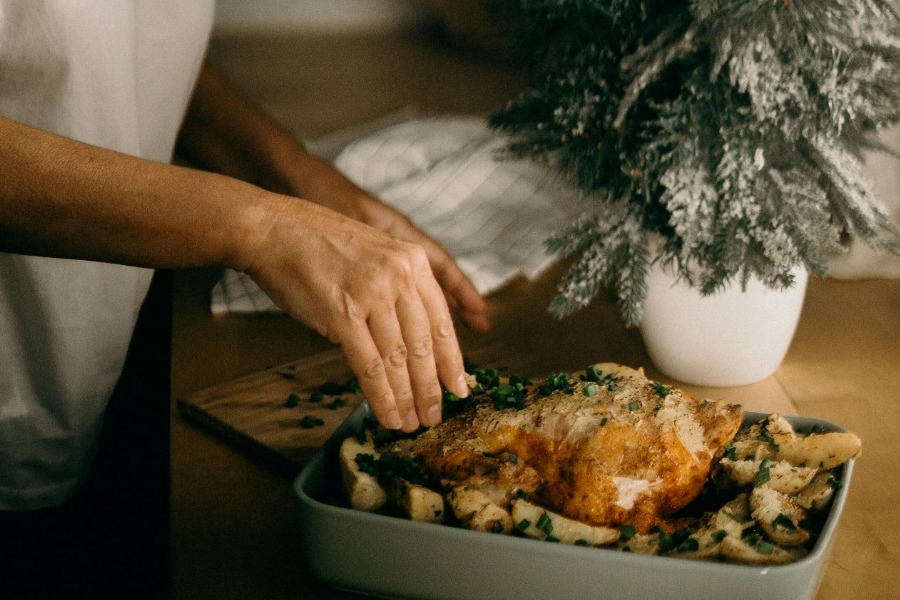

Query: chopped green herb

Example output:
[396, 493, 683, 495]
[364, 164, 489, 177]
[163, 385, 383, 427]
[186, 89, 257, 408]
[545, 535, 560, 543]
[583, 383, 599, 397]
[756, 541, 776, 555]
[299, 415, 325, 428]
[536, 512, 554, 535]
[507, 453, 519, 464]
[667, 527, 695, 553]
[656, 530, 676, 552]
[759, 427, 780, 450]
[650, 381, 671, 398]
[308, 390, 325, 403]
[491, 383, 528, 410]
[711, 529, 728, 543]
[327, 398, 347, 410]
[574, 539, 590, 546]
[755, 458, 772, 486]
[724, 445, 737, 460]
[583, 365, 602, 382]
[354, 453, 378, 475]
[319, 381, 344, 395]
[773, 513, 797, 531]
[345, 377, 362, 394]
[515, 489, 528, 500]
[441, 387, 476, 419]
[517, 518, 531, 531]
[827, 475, 843, 491]
[538, 372, 571, 395]
[600, 417, 608, 426]
[284, 393, 301, 408]
[548, 372, 570, 388]
[475, 368, 500, 389]
[619, 524, 636, 541]
[509, 374, 532, 387]
[628, 401, 640, 411]
[354, 453, 427, 487]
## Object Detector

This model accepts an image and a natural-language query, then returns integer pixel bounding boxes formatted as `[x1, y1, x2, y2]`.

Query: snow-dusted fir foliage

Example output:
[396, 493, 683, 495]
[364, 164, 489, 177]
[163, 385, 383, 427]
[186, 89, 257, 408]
[488, 0, 900, 326]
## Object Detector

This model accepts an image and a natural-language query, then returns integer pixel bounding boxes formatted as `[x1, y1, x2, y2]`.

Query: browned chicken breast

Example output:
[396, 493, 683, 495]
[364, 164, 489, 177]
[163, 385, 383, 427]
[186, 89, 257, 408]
[381, 363, 742, 533]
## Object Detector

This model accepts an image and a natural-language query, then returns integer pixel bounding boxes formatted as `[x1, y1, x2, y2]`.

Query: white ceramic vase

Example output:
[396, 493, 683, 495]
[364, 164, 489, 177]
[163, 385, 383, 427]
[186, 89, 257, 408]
[638, 263, 808, 386]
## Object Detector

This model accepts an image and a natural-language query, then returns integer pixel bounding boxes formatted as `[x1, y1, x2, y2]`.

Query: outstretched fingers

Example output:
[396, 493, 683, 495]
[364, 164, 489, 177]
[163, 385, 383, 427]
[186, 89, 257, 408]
[410, 266, 471, 412]
[340, 248, 470, 433]
[240, 197, 477, 433]
[364, 303, 420, 432]
[340, 326, 405, 431]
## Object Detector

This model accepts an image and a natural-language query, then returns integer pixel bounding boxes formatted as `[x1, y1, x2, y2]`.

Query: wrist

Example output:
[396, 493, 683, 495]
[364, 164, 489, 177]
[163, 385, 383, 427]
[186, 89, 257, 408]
[218, 182, 282, 274]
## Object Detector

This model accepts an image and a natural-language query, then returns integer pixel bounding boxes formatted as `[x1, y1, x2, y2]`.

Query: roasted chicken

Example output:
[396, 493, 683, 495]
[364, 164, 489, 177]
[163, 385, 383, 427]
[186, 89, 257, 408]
[379, 363, 743, 533]
[339, 362, 861, 564]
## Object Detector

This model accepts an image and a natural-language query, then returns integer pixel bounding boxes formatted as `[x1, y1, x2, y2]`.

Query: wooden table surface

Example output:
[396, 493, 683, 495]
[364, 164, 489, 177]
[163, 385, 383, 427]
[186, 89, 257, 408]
[170, 31, 900, 600]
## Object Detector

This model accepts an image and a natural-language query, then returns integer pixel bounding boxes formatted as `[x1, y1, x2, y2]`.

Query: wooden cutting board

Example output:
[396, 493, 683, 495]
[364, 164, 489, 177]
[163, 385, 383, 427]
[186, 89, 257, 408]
[175, 341, 531, 474]
[176, 348, 364, 474]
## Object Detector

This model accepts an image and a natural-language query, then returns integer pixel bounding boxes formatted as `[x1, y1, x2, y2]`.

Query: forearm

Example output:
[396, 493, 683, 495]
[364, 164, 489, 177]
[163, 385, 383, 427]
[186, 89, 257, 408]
[0, 115, 266, 270]
[176, 63, 306, 193]
[1, 87, 481, 433]
[175, 62, 374, 220]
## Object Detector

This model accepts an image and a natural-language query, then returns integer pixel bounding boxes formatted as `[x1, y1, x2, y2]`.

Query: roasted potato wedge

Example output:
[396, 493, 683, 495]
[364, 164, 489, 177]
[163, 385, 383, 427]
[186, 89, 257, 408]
[511, 499, 620, 546]
[750, 486, 810, 548]
[615, 532, 661, 555]
[795, 470, 840, 512]
[719, 457, 817, 494]
[773, 431, 862, 470]
[719, 535, 807, 565]
[733, 414, 861, 470]
[387, 478, 445, 524]
[339, 433, 387, 512]
[675, 493, 755, 560]
[446, 484, 513, 533]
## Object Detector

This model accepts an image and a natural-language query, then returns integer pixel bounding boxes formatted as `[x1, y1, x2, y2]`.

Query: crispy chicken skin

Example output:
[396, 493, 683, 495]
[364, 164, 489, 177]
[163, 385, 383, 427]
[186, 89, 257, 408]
[382, 363, 743, 533]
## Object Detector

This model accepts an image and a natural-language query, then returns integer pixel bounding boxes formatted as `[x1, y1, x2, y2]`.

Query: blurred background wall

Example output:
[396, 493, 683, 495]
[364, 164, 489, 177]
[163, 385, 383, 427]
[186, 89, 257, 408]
[213, 0, 433, 33]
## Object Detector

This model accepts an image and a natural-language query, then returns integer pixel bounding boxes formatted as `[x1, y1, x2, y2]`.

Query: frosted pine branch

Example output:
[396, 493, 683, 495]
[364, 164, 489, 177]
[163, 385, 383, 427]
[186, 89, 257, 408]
[489, 0, 900, 324]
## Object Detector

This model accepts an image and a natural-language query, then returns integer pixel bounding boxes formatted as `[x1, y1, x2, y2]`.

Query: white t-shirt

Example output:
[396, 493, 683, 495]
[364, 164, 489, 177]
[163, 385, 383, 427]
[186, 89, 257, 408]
[0, 0, 214, 510]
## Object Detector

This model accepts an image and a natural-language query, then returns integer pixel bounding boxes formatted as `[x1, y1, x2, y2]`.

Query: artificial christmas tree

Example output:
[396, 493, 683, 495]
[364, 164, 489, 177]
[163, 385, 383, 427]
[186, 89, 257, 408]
[489, 0, 900, 327]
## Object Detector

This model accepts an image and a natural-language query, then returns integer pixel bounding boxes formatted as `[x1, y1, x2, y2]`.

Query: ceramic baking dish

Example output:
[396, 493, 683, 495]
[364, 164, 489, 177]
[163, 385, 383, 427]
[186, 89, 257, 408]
[294, 405, 854, 600]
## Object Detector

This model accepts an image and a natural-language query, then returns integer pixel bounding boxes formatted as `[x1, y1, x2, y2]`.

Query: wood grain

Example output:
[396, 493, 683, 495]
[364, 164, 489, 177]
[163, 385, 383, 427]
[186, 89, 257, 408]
[176, 349, 360, 472]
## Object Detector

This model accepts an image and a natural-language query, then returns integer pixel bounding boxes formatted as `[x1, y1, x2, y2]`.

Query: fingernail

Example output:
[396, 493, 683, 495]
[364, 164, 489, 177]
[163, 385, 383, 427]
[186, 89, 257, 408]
[454, 374, 470, 398]
[426, 404, 442, 426]
[384, 409, 403, 430]
[403, 409, 420, 431]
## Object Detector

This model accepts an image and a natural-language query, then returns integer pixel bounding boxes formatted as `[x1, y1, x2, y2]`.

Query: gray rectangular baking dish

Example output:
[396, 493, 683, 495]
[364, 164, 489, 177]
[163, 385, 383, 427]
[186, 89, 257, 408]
[294, 405, 854, 600]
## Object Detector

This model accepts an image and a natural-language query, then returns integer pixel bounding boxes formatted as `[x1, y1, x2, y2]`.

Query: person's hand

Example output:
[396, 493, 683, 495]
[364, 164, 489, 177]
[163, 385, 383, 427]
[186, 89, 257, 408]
[238, 194, 473, 432]
[174, 63, 488, 430]
[277, 152, 491, 334]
